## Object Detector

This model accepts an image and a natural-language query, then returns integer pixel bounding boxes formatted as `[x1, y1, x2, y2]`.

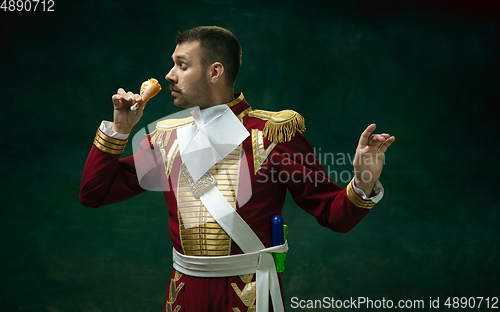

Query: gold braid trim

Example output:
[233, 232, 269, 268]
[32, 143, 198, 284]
[249, 109, 305, 143]
[93, 130, 128, 155]
[236, 107, 253, 123]
[252, 129, 277, 174]
[346, 180, 376, 209]
[232, 273, 256, 312]
[149, 117, 194, 147]
[226, 92, 245, 108]
[166, 270, 184, 312]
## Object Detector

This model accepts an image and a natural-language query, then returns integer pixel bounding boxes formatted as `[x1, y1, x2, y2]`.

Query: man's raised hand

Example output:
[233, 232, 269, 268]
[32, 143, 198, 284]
[352, 123, 395, 197]
[111, 88, 144, 134]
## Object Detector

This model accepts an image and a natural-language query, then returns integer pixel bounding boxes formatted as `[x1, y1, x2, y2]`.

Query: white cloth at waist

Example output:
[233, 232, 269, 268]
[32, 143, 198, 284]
[173, 242, 288, 277]
[173, 241, 288, 312]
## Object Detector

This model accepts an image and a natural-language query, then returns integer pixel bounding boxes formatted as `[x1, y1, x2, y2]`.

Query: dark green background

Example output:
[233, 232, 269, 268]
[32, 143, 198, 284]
[1, 0, 499, 311]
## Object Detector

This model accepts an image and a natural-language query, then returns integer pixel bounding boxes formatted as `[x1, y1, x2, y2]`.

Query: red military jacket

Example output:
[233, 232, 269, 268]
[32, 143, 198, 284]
[79, 92, 376, 312]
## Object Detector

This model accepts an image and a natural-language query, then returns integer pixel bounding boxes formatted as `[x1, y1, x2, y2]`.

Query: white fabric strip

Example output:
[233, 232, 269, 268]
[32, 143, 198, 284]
[176, 103, 285, 311]
[177, 105, 249, 182]
[172, 242, 288, 277]
[199, 187, 263, 253]
[197, 186, 286, 312]
[173, 241, 288, 312]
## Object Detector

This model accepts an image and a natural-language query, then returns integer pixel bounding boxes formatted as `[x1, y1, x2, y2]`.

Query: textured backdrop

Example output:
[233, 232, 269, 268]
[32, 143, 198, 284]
[0, 0, 499, 311]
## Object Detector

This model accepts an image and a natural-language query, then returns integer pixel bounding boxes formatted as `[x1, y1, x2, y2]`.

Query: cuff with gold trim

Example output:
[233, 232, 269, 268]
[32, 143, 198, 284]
[93, 128, 128, 155]
[353, 179, 384, 204]
[346, 179, 378, 209]
[100, 120, 130, 140]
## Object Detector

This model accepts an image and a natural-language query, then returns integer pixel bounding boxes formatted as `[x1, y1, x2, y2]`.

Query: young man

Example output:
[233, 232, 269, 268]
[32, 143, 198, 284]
[80, 26, 395, 312]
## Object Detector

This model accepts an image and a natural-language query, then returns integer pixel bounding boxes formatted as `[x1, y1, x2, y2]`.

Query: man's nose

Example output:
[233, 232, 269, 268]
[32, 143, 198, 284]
[165, 67, 176, 83]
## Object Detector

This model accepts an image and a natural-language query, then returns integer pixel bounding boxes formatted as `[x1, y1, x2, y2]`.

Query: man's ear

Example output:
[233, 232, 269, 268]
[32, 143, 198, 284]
[209, 62, 225, 84]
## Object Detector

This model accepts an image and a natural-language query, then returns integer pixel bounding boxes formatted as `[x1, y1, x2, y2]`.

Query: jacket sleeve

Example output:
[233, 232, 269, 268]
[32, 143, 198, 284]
[79, 127, 162, 208]
[271, 132, 374, 233]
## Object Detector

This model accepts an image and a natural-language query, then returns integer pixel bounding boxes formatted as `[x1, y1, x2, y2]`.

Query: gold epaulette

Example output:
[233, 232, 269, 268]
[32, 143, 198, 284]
[149, 117, 194, 147]
[248, 109, 305, 144]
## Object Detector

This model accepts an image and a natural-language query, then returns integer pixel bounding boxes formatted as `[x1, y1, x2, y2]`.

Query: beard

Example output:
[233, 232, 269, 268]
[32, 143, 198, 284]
[170, 76, 213, 109]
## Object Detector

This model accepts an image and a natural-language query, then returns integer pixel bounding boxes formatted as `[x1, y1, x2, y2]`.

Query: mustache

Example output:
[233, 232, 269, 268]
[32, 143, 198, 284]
[168, 83, 183, 93]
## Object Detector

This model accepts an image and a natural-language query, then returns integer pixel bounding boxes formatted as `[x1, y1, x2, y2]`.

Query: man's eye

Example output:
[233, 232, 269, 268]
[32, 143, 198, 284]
[179, 65, 187, 70]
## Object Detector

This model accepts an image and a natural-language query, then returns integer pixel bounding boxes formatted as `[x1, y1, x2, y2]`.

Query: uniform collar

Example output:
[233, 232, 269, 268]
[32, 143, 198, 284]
[225, 92, 245, 108]
[224, 92, 252, 121]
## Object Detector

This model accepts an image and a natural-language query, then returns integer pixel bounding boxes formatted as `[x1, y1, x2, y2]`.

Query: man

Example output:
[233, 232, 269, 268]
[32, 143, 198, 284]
[80, 26, 395, 312]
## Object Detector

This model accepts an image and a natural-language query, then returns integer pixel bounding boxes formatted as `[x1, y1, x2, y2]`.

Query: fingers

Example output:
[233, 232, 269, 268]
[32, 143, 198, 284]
[358, 123, 377, 146]
[134, 94, 142, 103]
[112, 88, 141, 109]
[369, 134, 394, 149]
[379, 136, 395, 153]
[358, 123, 395, 153]
[368, 133, 391, 146]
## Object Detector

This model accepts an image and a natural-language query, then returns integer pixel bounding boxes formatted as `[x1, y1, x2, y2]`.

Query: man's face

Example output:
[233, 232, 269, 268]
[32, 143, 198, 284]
[165, 40, 212, 109]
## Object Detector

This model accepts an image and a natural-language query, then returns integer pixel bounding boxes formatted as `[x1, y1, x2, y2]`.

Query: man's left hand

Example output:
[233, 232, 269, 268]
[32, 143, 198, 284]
[353, 124, 395, 196]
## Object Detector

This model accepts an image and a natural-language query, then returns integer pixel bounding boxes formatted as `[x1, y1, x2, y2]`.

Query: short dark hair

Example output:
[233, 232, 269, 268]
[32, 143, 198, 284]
[176, 26, 242, 87]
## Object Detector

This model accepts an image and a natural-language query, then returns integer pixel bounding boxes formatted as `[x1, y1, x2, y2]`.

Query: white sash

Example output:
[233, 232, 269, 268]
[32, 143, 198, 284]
[198, 186, 286, 312]
[175, 105, 286, 312]
[172, 242, 288, 277]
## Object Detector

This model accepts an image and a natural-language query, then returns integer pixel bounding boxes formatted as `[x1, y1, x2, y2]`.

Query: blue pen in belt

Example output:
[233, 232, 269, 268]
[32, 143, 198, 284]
[272, 215, 288, 273]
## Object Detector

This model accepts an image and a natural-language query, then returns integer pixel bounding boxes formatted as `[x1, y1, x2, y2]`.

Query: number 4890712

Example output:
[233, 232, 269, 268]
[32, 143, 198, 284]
[1, 0, 55, 12]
